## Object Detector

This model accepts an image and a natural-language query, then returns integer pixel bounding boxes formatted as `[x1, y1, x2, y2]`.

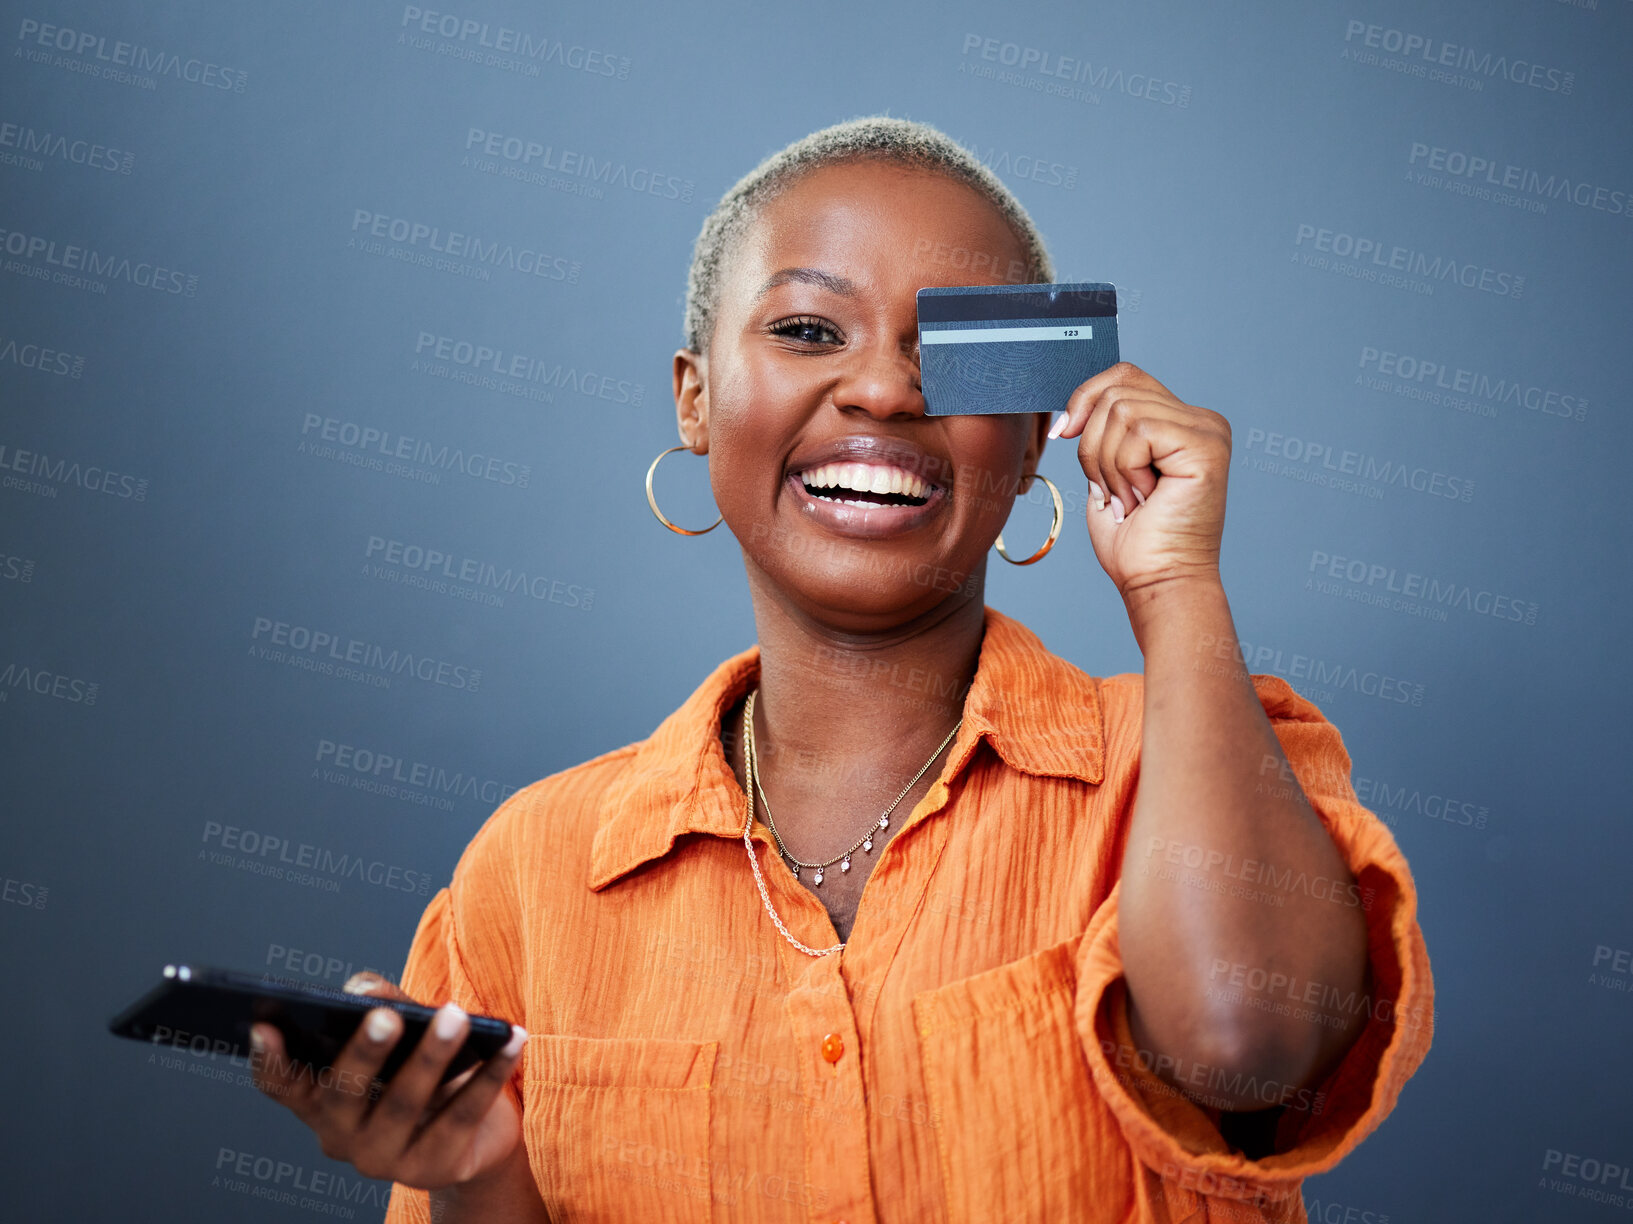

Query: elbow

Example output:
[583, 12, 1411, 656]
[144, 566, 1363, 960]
[1184, 1017, 1337, 1114]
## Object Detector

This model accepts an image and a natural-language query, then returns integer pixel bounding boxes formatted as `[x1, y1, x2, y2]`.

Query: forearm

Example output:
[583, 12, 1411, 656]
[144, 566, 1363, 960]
[1116, 577, 1370, 1104]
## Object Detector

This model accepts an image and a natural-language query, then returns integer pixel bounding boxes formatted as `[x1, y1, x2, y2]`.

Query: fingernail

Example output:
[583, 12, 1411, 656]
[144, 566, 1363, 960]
[434, 1003, 467, 1041]
[1047, 413, 1066, 440]
[366, 1008, 398, 1043]
[343, 974, 378, 996]
[249, 1026, 266, 1053]
[1132, 487, 1146, 506]
[1110, 495, 1126, 523]
[503, 1026, 528, 1057]
[1088, 481, 1105, 510]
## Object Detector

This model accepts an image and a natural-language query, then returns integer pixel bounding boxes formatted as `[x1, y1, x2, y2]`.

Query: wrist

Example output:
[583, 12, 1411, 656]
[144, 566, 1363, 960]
[1121, 571, 1228, 652]
[439, 1093, 530, 1196]
[431, 1134, 536, 1219]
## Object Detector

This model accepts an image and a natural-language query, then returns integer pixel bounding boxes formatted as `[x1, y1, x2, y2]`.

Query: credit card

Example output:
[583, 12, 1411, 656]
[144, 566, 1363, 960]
[917, 282, 1119, 415]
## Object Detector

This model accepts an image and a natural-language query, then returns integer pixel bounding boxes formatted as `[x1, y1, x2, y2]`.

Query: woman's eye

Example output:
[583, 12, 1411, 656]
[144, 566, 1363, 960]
[769, 316, 841, 346]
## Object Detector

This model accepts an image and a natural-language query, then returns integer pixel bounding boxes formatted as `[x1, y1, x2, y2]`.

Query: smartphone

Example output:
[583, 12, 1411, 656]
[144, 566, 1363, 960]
[108, 963, 516, 1085]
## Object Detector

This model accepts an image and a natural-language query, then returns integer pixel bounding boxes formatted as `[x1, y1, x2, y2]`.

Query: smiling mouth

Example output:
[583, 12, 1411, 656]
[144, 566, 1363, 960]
[796, 461, 934, 508]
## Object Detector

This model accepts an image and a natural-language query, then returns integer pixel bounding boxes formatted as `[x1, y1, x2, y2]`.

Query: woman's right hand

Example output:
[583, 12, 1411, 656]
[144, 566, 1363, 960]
[248, 971, 529, 1192]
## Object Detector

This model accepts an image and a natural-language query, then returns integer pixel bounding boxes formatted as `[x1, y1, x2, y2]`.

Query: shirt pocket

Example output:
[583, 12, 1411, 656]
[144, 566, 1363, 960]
[521, 1033, 718, 1224]
[912, 936, 1138, 1224]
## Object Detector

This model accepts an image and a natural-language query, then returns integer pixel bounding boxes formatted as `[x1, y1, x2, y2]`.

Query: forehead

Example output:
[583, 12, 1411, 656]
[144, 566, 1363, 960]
[732, 160, 1029, 297]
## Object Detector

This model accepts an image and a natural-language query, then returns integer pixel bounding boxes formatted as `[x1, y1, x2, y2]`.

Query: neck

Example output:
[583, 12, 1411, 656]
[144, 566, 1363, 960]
[736, 568, 984, 822]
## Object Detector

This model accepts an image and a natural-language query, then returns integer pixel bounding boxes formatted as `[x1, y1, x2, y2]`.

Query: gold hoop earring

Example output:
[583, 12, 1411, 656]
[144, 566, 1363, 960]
[646, 445, 723, 535]
[994, 472, 1062, 565]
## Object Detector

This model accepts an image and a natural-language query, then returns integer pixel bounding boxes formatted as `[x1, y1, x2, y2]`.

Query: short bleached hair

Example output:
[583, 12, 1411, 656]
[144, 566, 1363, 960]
[682, 114, 1056, 353]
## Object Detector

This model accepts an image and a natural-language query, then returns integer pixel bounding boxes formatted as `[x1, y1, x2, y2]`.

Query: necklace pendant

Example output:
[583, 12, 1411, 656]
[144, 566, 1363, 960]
[879, 815, 889, 830]
[841, 855, 851, 873]
[789, 863, 799, 880]
[813, 869, 824, 886]
[863, 837, 872, 853]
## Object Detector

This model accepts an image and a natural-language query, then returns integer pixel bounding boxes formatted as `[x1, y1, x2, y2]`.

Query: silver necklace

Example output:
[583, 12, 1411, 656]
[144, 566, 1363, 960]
[740, 688, 960, 957]
[748, 687, 960, 887]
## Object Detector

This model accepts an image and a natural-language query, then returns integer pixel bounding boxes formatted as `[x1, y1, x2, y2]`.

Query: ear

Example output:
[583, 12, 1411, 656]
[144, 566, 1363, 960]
[672, 348, 710, 453]
[1022, 410, 1053, 477]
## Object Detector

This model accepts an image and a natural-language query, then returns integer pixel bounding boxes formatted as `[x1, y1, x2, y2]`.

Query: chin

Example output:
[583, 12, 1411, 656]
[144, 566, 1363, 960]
[795, 566, 978, 626]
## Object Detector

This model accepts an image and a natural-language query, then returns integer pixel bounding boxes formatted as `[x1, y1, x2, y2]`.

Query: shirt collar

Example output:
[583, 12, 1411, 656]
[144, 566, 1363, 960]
[588, 604, 1106, 891]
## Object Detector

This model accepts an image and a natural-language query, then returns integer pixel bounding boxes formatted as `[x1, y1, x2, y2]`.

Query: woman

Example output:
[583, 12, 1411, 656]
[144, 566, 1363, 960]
[251, 116, 1433, 1223]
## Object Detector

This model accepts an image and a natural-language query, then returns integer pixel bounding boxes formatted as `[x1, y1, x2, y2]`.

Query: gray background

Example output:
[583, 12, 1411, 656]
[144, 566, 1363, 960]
[2, 1, 1629, 1220]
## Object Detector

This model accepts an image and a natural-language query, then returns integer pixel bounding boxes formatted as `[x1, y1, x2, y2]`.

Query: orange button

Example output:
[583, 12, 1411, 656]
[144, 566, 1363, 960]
[821, 1033, 844, 1063]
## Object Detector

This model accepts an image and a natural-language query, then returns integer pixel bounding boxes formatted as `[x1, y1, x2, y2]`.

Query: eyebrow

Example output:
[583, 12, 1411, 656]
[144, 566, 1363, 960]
[752, 267, 859, 302]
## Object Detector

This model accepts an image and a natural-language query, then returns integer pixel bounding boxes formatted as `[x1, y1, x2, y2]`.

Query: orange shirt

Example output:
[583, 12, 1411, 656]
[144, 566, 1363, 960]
[384, 605, 1433, 1223]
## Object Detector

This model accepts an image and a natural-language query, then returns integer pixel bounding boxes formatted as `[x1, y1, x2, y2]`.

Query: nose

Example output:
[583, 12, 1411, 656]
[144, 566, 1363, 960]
[831, 336, 923, 421]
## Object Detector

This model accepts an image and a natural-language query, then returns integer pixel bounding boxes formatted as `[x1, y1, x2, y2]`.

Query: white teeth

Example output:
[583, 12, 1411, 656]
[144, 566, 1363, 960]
[798, 461, 929, 499]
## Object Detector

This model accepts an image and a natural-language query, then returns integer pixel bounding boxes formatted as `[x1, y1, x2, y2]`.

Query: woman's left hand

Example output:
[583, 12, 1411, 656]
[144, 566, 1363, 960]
[1049, 361, 1232, 599]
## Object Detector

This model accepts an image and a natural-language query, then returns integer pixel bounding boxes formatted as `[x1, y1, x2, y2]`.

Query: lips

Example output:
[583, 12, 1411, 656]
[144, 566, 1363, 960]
[785, 435, 950, 539]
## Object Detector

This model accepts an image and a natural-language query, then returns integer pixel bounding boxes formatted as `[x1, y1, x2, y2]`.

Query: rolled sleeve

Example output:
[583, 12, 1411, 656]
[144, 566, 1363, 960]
[1073, 674, 1435, 1219]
